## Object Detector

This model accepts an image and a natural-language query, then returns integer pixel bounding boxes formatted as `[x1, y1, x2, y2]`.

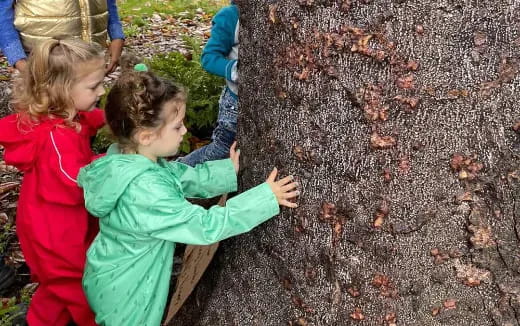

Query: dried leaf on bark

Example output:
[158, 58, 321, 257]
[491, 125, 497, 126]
[468, 224, 495, 248]
[349, 307, 365, 320]
[396, 74, 415, 89]
[374, 201, 389, 228]
[268, 4, 278, 24]
[454, 261, 491, 287]
[347, 286, 360, 297]
[370, 133, 397, 149]
[443, 299, 457, 310]
[320, 202, 336, 222]
[384, 312, 397, 326]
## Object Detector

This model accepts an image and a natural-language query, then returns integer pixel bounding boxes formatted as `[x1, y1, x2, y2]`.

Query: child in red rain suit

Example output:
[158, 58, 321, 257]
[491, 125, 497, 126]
[0, 39, 106, 326]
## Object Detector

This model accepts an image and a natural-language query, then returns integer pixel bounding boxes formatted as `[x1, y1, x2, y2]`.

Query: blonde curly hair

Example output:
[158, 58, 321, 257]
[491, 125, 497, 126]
[12, 39, 104, 124]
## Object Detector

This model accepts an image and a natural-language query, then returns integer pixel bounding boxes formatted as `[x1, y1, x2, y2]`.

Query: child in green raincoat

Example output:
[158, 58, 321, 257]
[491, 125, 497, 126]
[77, 66, 299, 326]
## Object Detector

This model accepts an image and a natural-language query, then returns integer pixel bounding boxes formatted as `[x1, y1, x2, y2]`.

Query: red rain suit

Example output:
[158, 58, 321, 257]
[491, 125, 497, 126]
[0, 109, 104, 326]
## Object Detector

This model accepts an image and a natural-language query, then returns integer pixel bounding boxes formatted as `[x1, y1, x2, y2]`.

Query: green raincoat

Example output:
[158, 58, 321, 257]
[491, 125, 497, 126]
[77, 144, 280, 326]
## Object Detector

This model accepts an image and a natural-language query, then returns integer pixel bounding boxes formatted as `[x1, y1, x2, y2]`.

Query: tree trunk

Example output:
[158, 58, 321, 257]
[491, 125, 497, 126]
[172, 1, 520, 325]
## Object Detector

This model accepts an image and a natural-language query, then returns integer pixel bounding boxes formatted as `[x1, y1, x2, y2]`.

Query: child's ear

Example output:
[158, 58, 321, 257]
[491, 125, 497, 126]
[135, 129, 156, 146]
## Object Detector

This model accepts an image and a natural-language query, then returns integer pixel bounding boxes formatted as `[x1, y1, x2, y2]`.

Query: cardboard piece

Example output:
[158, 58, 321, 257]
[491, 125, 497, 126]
[164, 195, 226, 324]
[164, 242, 219, 324]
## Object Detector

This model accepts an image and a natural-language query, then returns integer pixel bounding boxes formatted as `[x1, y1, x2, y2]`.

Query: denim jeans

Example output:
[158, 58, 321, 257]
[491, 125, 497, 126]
[178, 87, 238, 166]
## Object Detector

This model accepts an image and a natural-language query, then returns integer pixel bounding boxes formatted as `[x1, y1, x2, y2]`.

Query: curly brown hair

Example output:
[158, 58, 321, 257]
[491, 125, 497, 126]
[105, 68, 187, 153]
[12, 39, 104, 124]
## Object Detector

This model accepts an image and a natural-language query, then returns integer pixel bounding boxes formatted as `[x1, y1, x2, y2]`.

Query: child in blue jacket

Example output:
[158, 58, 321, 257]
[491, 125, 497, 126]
[178, 1, 239, 166]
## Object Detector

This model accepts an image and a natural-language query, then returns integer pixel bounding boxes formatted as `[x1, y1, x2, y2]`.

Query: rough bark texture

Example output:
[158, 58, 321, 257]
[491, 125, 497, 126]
[173, 1, 520, 325]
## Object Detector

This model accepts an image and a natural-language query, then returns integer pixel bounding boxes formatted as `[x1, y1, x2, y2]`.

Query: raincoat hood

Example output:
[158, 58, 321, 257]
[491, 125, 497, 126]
[77, 144, 157, 218]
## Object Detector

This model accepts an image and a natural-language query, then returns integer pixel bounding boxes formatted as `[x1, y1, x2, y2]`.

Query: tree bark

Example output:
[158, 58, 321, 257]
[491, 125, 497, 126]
[172, 1, 520, 325]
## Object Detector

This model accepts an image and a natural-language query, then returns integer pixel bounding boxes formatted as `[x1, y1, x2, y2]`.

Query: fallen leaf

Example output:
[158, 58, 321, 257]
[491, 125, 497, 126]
[384, 312, 397, 326]
[268, 4, 278, 24]
[398, 156, 410, 173]
[294, 68, 310, 80]
[320, 202, 336, 222]
[406, 60, 419, 71]
[373, 213, 385, 228]
[0, 182, 19, 196]
[347, 286, 360, 297]
[350, 307, 365, 320]
[468, 224, 495, 248]
[358, 34, 373, 47]
[458, 169, 469, 179]
[370, 132, 396, 149]
[383, 168, 392, 182]
[396, 74, 415, 89]
[0, 213, 8, 225]
[443, 299, 457, 310]
[450, 153, 465, 171]
[455, 191, 473, 202]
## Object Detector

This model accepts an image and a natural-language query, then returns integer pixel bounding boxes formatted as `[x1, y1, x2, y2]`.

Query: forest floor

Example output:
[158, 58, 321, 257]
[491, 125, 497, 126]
[0, 1, 225, 323]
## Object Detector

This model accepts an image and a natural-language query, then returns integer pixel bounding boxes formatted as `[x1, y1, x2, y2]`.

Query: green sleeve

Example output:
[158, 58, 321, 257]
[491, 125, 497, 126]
[167, 159, 237, 198]
[127, 174, 279, 244]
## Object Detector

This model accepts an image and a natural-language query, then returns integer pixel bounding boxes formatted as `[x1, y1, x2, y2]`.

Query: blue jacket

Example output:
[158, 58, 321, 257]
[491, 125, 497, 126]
[201, 4, 239, 97]
[0, 0, 125, 66]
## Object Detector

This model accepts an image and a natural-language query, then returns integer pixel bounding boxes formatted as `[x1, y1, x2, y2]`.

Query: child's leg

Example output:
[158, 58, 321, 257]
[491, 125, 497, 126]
[27, 284, 71, 326]
[51, 281, 97, 326]
[18, 208, 97, 326]
[178, 88, 238, 166]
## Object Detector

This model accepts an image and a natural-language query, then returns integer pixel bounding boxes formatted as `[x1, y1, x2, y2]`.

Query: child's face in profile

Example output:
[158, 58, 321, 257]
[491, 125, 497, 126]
[70, 58, 105, 113]
[149, 100, 187, 158]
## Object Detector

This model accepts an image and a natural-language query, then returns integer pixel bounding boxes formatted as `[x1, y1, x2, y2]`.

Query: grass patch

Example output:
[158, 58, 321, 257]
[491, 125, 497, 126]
[118, 0, 228, 18]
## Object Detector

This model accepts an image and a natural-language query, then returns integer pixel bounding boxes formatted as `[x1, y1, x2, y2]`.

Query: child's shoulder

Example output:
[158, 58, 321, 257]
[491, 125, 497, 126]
[0, 112, 52, 139]
[214, 5, 239, 22]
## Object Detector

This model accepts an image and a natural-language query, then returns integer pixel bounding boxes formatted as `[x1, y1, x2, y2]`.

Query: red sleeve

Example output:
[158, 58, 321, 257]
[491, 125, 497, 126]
[37, 127, 94, 206]
[80, 108, 105, 136]
[0, 114, 38, 172]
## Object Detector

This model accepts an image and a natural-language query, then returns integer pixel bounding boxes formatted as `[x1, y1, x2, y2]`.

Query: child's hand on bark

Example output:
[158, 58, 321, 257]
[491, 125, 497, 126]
[266, 167, 299, 208]
[230, 142, 240, 174]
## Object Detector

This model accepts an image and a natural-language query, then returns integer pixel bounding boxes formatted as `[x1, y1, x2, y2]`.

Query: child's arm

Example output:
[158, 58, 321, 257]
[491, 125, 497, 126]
[80, 109, 106, 136]
[37, 128, 97, 206]
[106, 0, 125, 73]
[127, 173, 280, 244]
[169, 158, 237, 199]
[0, 0, 27, 67]
[106, 0, 125, 41]
[201, 6, 238, 82]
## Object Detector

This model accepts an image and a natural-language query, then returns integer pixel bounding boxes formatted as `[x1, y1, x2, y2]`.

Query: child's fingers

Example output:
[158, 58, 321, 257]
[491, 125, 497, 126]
[276, 175, 294, 186]
[281, 190, 299, 199]
[230, 141, 237, 153]
[267, 167, 278, 183]
[280, 199, 298, 208]
[280, 182, 298, 192]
